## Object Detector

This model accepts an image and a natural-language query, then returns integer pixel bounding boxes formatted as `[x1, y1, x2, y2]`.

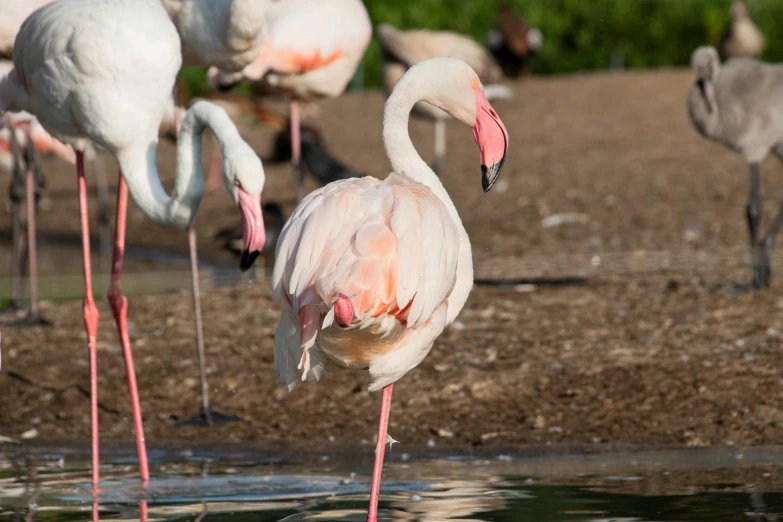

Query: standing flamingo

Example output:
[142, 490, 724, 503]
[377, 24, 511, 177]
[272, 57, 509, 521]
[0, 0, 266, 487]
[0, 108, 74, 324]
[210, 0, 371, 201]
[160, 0, 269, 426]
[3, 1, 115, 313]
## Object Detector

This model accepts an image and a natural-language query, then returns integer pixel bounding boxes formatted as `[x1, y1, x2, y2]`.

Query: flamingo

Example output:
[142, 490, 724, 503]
[159, 0, 270, 426]
[209, 0, 372, 201]
[160, 0, 268, 73]
[377, 23, 511, 177]
[0, 108, 74, 324]
[3, 2, 115, 316]
[272, 57, 509, 521]
[0, 0, 266, 487]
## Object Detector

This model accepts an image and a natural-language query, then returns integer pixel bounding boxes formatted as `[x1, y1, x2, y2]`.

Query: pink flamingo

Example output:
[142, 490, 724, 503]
[2, 2, 115, 316]
[160, 0, 270, 426]
[0, 0, 266, 487]
[272, 57, 509, 521]
[209, 0, 371, 201]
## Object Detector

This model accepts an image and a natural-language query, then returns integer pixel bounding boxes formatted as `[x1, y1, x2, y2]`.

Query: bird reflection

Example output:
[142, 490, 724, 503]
[388, 479, 508, 521]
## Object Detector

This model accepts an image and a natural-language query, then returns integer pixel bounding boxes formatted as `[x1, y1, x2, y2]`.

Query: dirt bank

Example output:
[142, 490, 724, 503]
[1, 68, 783, 450]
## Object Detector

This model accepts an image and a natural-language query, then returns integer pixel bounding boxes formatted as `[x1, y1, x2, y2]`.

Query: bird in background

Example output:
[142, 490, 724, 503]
[485, 2, 543, 78]
[209, 0, 372, 201]
[160, 0, 268, 75]
[1, 44, 111, 323]
[687, 46, 783, 290]
[157, 0, 272, 427]
[0, 0, 266, 489]
[0, 111, 59, 325]
[272, 57, 509, 522]
[377, 23, 511, 177]
[719, 1, 765, 62]
[271, 118, 366, 186]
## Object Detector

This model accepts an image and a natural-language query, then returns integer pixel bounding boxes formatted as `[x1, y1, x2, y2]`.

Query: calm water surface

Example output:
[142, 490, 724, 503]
[1, 446, 783, 521]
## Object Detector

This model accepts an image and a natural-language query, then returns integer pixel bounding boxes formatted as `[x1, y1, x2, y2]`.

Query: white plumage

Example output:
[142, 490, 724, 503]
[160, 0, 268, 72]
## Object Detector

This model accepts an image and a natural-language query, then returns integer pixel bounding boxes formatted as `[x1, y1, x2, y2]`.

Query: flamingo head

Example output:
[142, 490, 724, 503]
[691, 46, 719, 114]
[224, 149, 267, 271]
[420, 58, 509, 192]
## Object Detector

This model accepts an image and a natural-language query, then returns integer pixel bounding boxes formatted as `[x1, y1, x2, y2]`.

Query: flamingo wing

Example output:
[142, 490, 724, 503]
[272, 174, 460, 382]
[244, 0, 370, 78]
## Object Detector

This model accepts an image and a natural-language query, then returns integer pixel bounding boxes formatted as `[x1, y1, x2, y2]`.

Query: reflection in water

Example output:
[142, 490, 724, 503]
[3, 447, 783, 521]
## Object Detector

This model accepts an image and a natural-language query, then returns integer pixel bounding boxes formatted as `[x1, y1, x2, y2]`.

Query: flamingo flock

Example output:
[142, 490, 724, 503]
[0, 0, 514, 519]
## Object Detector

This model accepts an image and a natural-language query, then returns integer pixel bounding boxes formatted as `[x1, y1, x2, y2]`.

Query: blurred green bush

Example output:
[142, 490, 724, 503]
[180, 0, 783, 95]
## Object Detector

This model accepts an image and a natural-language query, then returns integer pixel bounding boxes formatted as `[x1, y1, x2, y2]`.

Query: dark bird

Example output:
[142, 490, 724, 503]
[485, 2, 543, 78]
[271, 121, 366, 186]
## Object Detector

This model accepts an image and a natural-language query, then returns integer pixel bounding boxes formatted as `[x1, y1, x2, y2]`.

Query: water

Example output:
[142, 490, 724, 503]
[2, 446, 783, 521]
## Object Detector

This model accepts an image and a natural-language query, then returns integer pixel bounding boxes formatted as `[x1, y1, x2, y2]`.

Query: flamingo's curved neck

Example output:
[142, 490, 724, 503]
[382, 79, 442, 195]
[115, 102, 242, 229]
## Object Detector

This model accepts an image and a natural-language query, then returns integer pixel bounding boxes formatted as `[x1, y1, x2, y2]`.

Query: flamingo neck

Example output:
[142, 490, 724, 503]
[382, 80, 443, 195]
[115, 102, 242, 228]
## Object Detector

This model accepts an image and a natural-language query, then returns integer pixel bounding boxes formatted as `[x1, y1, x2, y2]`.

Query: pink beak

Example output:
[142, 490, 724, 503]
[472, 89, 509, 192]
[237, 187, 266, 271]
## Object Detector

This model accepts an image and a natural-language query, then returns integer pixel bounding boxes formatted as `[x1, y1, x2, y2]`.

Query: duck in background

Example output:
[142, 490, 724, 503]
[270, 119, 366, 186]
[485, 2, 543, 78]
[216, 118, 365, 266]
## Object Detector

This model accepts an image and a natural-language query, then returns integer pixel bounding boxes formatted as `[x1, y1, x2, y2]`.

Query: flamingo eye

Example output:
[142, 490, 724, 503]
[471, 80, 478, 89]
[234, 179, 241, 187]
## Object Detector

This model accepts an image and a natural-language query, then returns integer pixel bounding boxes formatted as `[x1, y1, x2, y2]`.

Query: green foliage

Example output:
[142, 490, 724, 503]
[180, 0, 783, 94]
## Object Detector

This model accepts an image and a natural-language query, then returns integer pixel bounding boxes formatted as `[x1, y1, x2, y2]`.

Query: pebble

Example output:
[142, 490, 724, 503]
[20, 428, 38, 440]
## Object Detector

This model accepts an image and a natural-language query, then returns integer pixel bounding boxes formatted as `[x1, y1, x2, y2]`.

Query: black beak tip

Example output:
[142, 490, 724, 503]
[481, 164, 498, 193]
[240, 249, 260, 271]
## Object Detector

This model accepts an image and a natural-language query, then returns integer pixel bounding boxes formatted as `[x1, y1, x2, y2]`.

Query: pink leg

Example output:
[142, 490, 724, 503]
[367, 384, 394, 522]
[24, 168, 40, 320]
[139, 500, 148, 522]
[290, 100, 305, 201]
[106, 174, 150, 485]
[76, 151, 101, 490]
[204, 144, 222, 192]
